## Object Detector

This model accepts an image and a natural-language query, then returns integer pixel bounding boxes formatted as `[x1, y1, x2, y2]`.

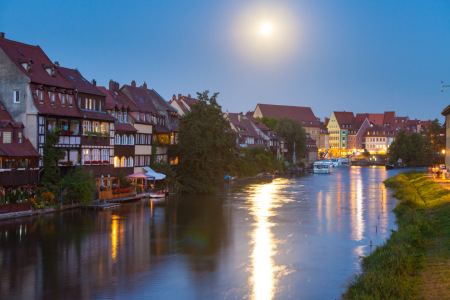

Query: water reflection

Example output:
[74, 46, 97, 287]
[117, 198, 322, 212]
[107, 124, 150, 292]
[249, 183, 278, 300]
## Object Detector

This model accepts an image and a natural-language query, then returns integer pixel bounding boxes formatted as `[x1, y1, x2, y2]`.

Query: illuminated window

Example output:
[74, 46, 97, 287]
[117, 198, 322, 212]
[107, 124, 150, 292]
[101, 122, 108, 134]
[82, 121, 91, 134]
[101, 149, 109, 162]
[92, 149, 100, 161]
[92, 121, 100, 133]
[82, 149, 91, 164]
[121, 156, 126, 167]
[114, 156, 119, 167]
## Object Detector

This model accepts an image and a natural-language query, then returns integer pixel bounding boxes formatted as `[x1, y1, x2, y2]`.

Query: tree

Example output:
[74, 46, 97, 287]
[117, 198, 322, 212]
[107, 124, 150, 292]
[274, 117, 307, 163]
[172, 91, 236, 193]
[41, 130, 65, 185]
[256, 116, 278, 130]
[424, 119, 445, 159]
[61, 167, 96, 205]
[388, 131, 430, 166]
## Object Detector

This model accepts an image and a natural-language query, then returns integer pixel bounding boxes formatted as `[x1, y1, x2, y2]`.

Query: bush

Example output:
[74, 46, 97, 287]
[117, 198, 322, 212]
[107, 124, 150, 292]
[39, 191, 56, 206]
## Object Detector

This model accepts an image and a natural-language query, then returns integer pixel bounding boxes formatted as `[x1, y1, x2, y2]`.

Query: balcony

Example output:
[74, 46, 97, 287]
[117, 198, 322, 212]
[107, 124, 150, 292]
[0, 169, 38, 186]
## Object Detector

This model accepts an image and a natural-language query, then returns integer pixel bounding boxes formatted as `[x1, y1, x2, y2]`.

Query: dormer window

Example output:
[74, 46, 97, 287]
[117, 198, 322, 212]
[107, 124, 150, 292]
[123, 112, 127, 123]
[143, 114, 146, 122]
[38, 91, 43, 103]
[51, 93, 55, 105]
[68, 96, 73, 107]
[18, 132, 22, 143]
[118, 112, 123, 123]
[99, 100, 102, 111]
[137, 113, 140, 121]
[3, 132, 11, 144]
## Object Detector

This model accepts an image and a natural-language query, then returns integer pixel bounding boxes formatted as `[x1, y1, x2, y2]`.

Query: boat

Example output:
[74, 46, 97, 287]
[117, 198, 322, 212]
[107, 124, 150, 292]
[313, 161, 333, 174]
[149, 193, 166, 198]
[385, 164, 395, 170]
[267, 174, 275, 179]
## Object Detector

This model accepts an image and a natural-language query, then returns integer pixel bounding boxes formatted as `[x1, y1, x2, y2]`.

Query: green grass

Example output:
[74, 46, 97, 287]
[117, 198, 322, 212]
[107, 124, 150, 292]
[341, 171, 450, 300]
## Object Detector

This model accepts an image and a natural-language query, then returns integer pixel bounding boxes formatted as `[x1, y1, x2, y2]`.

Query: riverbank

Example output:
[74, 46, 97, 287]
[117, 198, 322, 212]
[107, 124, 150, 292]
[342, 171, 450, 299]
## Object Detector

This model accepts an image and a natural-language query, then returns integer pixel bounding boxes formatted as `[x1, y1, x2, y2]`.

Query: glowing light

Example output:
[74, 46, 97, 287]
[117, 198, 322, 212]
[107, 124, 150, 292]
[260, 23, 273, 35]
[249, 182, 281, 300]
[111, 215, 120, 263]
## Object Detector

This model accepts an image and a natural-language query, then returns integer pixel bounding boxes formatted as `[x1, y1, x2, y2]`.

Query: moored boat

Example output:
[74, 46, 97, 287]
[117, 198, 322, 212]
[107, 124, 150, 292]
[149, 193, 166, 198]
[313, 161, 333, 174]
[385, 164, 395, 170]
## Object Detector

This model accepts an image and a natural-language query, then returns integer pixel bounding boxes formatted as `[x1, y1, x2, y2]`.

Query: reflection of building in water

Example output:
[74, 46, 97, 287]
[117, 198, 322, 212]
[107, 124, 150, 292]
[0, 197, 231, 300]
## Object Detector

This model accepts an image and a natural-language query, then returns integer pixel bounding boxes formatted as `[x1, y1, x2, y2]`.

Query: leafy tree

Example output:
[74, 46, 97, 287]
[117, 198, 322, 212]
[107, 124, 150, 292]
[152, 161, 182, 190]
[423, 119, 445, 158]
[256, 116, 278, 130]
[41, 130, 65, 185]
[172, 91, 236, 193]
[231, 147, 283, 178]
[61, 167, 96, 205]
[274, 117, 307, 163]
[389, 131, 430, 166]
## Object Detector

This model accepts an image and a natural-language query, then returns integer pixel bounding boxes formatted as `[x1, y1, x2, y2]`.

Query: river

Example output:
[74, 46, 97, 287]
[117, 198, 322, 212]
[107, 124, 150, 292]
[0, 167, 406, 300]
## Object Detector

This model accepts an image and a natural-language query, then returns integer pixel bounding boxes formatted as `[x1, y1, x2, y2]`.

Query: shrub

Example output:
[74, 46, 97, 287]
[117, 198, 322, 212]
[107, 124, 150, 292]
[39, 191, 55, 206]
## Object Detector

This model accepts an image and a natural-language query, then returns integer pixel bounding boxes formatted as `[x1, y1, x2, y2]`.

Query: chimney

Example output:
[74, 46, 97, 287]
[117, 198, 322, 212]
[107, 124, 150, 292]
[172, 94, 176, 101]
[54, 61, 60, 67]
[92, 79, 96, 86]
[143, 81, 147, 89]
[178, 94, 182, 100]
[109, 79, 115, 91]
[131, 80, 136, 88]
[0, 32, 4, 39]
[238, 112, 243, 122]
[188, 94, 191, 98]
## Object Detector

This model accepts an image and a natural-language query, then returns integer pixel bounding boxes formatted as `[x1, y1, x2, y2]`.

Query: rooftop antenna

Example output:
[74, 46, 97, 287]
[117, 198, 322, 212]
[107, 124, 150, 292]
[441, 81, 450, 92]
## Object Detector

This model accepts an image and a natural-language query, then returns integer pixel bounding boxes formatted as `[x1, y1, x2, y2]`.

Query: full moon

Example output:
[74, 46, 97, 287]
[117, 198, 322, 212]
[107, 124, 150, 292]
[260, 23, 273, 35]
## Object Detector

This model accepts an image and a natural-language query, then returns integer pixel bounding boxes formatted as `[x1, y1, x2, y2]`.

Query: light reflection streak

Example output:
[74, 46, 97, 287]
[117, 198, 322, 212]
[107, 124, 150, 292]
[111, 215, 119, 263]
[249, 182, 281, 300]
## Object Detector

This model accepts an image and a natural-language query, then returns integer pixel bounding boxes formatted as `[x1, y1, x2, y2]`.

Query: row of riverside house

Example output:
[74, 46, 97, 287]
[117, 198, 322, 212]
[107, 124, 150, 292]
[326, 110, 426, 157]
[0, 33, 179, 195]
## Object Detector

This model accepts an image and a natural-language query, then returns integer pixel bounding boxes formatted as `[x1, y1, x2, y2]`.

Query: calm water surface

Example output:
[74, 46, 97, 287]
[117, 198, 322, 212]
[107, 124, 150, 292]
[1, 167, 407, 300]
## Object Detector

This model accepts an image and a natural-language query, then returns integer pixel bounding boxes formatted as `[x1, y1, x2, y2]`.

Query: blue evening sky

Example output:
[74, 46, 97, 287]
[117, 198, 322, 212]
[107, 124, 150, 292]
[1, 0, 449, 122]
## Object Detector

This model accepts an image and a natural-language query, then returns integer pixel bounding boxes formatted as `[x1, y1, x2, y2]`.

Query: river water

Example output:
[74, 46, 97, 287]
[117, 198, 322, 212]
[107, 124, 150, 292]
[0, 167, 405, 300]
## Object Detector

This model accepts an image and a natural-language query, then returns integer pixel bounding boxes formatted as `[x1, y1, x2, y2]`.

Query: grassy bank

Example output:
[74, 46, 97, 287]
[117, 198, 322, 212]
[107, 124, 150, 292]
[342, 171, 450, 299]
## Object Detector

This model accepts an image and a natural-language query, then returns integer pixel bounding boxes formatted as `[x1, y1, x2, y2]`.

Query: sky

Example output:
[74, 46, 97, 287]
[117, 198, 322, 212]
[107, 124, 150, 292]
[1, 0, 450, 122]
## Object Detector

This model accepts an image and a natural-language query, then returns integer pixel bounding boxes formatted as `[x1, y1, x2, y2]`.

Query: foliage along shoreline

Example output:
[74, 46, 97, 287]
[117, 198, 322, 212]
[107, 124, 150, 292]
[342, 171, 450, 299]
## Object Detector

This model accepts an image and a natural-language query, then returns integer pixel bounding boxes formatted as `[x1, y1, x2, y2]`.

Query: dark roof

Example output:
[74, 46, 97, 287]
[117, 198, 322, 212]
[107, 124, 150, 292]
[245, 115, 271, 131]
[169, 99, 189, 114]
[442, 104, 450, 116]
[148, 89, 178, 113]
[57, 67, 106, 97]
[153, 125, 171, 134]
[180, 95, 198, 107]
[0, 101, 14, 122]
[31, 83, 82, 117]
[256, 104, 321, 127]
[115, 122, 137, 132]
[79, 110, 116, 122]
[0, 38, 73, 89]
[333, 111, 355, 126]
[121, 85, 159, 114]
[382, 111, 396, 125]
[0, 121, 40, 157]
[97, 86, 138, 111]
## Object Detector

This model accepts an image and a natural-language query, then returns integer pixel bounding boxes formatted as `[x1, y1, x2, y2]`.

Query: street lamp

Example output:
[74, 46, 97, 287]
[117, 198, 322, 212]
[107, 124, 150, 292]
[442, 149, 446, 154]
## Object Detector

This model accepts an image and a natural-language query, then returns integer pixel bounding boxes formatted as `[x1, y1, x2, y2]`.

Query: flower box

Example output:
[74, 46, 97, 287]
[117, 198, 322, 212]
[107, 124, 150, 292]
[102, 160, 110, 164]
[59, 130, 74, 136]
[84, 161, 91, 165]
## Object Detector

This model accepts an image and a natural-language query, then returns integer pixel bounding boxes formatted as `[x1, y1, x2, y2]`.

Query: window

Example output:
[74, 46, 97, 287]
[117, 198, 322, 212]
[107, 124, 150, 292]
[101, 149, 109, 162]
[58, 120, 68, 130]
[121, 157, 126, 167]
[135, 134, 140, 144]
[82, 120, 91, 134]
[68, 96, 73, 107]
[14, 90, 20, 103]
[3, 132, 11, 144]
[38, 91, 44, 103]
[123, 112, 127, 123]
[61, 94, 66, 107]
[47, 119, 57, 132]
[143, 114, 146, 122]
[18, 132, 22, 143]
[101, 122, 108, 134]
[137, 113, 140, 121]
[51, 93, 55, 105]
[99, 100, 102, 111]
[78, 97, 81, 107]
[92, 149, 100, 161]
[122, 135, 128, 145]
[129, 135, 134, 145]
[70, 121, 79, 135]
[141, 134, 145, 144]
[92, 121, 100, 133]
[114, 156, 119, 167]
[69, 150, 78, 164]
[115, 134, 120, 145]
[128, 157, 133, 167]
[89, 99, 92, 110]
[82, 149, 91, 164]
[118, 112, 123, 123]
[85, 98, 88, 109]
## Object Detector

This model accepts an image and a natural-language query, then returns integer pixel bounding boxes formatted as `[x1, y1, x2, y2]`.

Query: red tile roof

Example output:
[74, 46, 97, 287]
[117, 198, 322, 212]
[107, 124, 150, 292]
[31, 83, 82, 117]
[57, 67, 106, 97]
[256, 104, 321, 127]
[180, 95, 198, 107]
[121, 85, 159, 114]
[333, 111, 355, 126]
[153, 125, 171, 134]
[244, 115, 271, 131]
[0, 38, 73, 89]
[147, 89, 178, 113]
[79, 110, 116, 122]
[115, 122, 137, 132]
[97, 86, 138, 111]
[0, 101, 14, 122]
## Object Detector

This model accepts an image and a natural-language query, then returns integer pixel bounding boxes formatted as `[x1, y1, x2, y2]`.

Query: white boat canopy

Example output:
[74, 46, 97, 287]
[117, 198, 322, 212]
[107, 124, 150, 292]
[143, 166, 166, 180]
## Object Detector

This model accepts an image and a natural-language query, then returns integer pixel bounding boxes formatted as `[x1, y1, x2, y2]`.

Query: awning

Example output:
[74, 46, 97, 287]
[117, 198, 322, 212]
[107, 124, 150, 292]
[126, 172, 155, 179]
[143, 167, 166, 180]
